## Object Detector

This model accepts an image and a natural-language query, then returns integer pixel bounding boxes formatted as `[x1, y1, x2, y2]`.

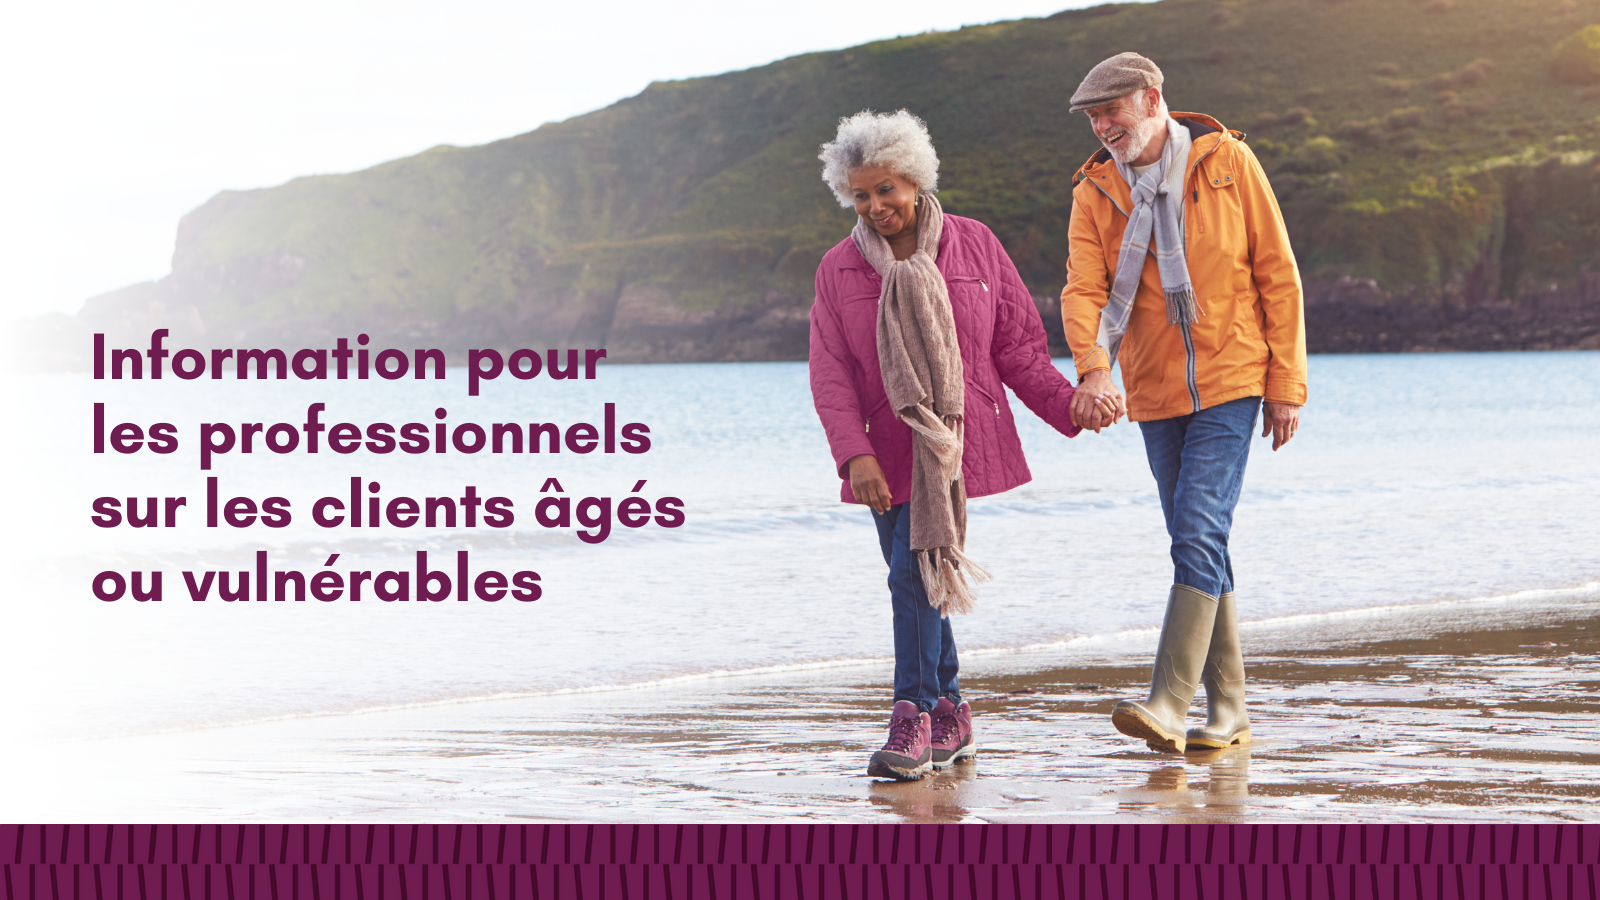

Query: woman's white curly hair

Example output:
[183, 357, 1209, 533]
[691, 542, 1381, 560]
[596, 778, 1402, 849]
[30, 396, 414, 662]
[818, 109, 940, 208]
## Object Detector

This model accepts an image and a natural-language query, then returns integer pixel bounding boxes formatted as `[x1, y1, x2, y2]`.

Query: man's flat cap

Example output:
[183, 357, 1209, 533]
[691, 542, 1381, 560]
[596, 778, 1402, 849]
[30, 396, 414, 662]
[1069, 52, 1164, 112]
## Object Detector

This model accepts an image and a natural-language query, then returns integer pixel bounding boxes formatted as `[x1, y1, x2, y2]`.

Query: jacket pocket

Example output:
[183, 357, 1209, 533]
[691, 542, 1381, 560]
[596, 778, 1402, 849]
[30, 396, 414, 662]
[944, 274, 989, 291]
[1197, 165, 1243, 248]
[864, 394, 892, 433]
[965, 379, 1003, 418]
[1229, 291, 1266, 347]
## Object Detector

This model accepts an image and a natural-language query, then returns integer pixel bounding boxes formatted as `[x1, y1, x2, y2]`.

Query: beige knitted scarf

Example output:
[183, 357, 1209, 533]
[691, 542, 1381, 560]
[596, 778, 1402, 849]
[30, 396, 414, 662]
[851, 193, 990, 616]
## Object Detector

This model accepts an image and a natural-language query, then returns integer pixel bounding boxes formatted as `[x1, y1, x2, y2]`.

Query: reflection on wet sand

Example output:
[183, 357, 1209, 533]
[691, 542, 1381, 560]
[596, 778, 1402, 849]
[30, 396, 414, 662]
[867, 761, 979, 822]
[1120, 765, 1192, 813]
[1203, 749, 1252, 808]
[1108, 751, 1251, 819]
[4, 595, 1596, 822]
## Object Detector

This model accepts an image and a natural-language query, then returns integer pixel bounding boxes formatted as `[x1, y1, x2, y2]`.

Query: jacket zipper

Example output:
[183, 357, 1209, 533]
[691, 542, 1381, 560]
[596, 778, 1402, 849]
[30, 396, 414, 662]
[1180, 324, 1201, 413]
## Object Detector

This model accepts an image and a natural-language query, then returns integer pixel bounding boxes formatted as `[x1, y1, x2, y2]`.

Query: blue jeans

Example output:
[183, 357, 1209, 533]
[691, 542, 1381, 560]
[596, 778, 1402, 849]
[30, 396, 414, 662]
[1138, 396, 1262, 598]
[872, 504, 961, 712]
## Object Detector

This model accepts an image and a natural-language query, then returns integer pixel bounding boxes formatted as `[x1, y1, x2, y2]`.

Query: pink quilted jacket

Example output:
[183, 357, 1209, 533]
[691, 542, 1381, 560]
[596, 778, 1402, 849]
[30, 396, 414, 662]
[809, 214, 1081, 505]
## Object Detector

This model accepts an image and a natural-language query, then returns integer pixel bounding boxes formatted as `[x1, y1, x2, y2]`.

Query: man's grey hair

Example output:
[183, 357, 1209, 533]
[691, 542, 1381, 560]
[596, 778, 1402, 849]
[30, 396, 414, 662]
[1129, 86, 1172, 119]
[818, 109, 940, 208]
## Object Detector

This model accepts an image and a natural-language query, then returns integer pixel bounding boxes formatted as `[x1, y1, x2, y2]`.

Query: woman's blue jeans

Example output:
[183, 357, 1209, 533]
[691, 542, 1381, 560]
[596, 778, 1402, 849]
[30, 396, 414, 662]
[1137, 396, 1262, 598]
[872, 503, 961, 713]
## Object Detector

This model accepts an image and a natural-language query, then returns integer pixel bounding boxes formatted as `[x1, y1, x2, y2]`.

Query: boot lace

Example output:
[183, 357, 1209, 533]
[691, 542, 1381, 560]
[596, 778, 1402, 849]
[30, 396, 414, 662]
[884, 715, 920, 754]
[930, 709, 957, 746]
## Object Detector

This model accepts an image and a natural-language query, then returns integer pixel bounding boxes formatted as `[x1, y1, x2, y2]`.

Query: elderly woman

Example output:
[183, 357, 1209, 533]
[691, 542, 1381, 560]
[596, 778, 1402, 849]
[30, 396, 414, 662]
[809, 110, 1107, 780]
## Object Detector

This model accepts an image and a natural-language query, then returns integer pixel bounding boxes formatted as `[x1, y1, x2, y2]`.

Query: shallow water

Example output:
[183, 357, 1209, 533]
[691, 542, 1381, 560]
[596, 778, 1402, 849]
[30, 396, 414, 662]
[1, 351, 1597, 743]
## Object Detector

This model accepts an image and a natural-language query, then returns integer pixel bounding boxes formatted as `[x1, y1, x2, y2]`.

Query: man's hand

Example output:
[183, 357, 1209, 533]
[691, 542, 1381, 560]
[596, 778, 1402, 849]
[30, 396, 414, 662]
[1072, 369, 1125, 433]
[847, 454, 892, 514]
[1261, 401, 1301, 451]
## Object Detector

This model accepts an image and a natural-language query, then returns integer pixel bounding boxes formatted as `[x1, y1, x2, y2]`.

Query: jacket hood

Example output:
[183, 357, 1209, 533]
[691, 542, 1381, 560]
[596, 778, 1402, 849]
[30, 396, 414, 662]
[1071, 111, 1238, 187]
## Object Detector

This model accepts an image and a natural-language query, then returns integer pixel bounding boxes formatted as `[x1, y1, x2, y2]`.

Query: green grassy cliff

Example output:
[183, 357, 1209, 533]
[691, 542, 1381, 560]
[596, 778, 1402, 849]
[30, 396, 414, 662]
[59, 0, 1600, 361]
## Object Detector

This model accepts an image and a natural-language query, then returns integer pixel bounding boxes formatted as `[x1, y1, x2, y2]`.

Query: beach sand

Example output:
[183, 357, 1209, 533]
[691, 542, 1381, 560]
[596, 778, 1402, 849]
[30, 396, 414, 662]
[7, 588, 1597, 823]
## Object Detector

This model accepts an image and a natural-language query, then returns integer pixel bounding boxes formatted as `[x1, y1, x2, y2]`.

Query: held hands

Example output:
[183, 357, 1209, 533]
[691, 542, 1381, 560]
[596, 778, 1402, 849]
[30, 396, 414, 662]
[847, 454, 892, 514]
[1071, 369, 1126, 433]
[1261, 401, 1301, 451]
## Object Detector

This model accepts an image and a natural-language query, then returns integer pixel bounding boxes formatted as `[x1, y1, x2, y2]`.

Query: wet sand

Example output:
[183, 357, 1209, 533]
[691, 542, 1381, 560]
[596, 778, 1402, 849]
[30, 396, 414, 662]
[6, 589, 1597, 823]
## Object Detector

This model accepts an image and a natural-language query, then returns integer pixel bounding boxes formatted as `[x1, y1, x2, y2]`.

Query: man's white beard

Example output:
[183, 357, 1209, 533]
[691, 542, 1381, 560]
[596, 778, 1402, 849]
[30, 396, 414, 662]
[1105, 114, 1165, 165]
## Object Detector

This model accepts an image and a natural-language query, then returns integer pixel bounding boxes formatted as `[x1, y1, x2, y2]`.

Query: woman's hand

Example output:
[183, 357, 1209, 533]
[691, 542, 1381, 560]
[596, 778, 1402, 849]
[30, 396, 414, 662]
[847, 455, 892, 514]
[1072, 369, 1125, 432]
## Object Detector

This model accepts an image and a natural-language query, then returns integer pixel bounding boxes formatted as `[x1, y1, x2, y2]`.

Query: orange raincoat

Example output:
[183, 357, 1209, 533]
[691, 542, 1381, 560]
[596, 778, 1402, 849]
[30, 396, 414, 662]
[1061, 112, 1308, 421]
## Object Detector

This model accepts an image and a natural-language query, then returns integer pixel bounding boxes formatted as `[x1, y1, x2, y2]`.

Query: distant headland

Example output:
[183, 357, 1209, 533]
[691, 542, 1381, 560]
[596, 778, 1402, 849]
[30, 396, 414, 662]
[10, 0, 1600, 370]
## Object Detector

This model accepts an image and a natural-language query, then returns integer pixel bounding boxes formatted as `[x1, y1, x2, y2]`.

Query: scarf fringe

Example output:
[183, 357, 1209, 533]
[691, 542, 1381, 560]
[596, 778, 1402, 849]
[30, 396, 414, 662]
[916, 544, 992, 618]
[1165, 285, 1202, 327]
[899, 412, 955, 445]
[898, 409, 963, 447]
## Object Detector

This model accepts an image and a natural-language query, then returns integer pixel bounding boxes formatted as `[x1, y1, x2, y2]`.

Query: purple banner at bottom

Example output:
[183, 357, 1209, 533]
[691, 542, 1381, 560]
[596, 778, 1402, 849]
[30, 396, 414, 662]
[3, 825, 1597, 900]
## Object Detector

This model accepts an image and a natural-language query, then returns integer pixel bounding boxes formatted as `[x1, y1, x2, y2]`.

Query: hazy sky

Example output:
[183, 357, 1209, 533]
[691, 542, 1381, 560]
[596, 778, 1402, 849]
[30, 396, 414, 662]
[1, 0, 1119, 319]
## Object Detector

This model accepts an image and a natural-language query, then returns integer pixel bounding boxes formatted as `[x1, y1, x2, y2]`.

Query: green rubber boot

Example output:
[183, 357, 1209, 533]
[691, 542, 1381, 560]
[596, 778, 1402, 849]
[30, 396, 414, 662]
[1112, 585, 1218, 753]
[1187, 590, 1251, 750]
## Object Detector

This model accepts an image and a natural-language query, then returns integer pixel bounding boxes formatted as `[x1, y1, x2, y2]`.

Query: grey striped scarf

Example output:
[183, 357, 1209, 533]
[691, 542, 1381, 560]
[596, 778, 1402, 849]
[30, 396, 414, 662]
[1097, 117, 1198, 362]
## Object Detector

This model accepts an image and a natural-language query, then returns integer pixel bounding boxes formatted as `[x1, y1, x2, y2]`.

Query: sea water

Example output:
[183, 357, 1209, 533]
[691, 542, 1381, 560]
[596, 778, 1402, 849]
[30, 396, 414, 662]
[2, 351, 1596, 743]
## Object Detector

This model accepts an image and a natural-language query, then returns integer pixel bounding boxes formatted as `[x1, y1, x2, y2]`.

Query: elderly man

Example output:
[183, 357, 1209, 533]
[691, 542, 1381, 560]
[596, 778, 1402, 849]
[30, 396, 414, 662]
[1061, 53, 1308, 753]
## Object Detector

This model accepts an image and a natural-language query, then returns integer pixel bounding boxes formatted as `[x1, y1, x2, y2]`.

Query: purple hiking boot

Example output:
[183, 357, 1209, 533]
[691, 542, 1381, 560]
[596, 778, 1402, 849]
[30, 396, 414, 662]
[867, 700, 933, 781]
[930, 697, 976, 767]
